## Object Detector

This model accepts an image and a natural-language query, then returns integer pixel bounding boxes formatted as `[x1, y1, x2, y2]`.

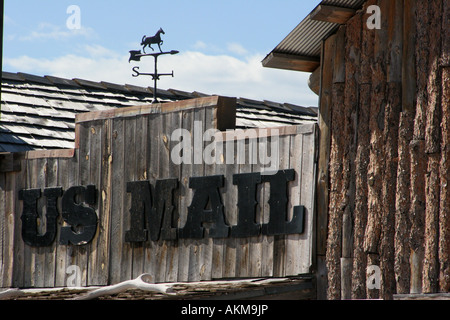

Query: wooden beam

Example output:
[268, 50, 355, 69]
[310, 5, 356, 24]
[75, 96, 227, 123]
[308, 67, 321, 95]
[0, 153, 21, 172]
[394, 293, 450, 300]
[262, 52, 320, 73]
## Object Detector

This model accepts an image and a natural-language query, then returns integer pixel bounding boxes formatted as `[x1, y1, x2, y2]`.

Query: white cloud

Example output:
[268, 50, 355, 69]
[19, 22, 96, 41]
[227, 42, 248, 56]
[3, 45, 318, 107]
[192, 40, 208, 50]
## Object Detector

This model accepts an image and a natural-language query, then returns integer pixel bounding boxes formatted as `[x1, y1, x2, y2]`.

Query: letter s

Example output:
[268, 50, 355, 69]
[59, 185, 98, 246]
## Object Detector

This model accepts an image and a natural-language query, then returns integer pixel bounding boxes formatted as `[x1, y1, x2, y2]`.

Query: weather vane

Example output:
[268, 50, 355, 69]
[129, 28, 179, 104]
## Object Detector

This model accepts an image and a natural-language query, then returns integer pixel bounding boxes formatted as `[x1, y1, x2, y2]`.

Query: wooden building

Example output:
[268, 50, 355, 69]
[0, 72, 318, 299]
[264, 0, 449, 299]
[1, 0, 448, 301]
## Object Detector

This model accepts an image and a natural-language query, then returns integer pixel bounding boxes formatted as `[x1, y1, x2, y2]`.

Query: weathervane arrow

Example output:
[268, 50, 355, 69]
[129, 50, 142, 63]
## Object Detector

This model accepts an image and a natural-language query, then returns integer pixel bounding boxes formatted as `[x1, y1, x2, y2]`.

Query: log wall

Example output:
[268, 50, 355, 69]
[319, 0, 449, 299]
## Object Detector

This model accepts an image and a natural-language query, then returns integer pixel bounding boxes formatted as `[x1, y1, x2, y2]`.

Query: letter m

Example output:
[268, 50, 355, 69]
[125, 179, 178, 242]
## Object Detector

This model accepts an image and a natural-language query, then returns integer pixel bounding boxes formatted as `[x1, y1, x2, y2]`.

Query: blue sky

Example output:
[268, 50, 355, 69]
[3, 1, 319, 106]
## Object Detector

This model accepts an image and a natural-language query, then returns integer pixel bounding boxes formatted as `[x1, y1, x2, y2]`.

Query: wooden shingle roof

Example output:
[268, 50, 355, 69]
[0, 71, 317, 152]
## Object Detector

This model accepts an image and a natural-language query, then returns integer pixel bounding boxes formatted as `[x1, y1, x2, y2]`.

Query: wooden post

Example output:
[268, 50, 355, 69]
[316, 33, 335, 299]
[363, 0, 388, 257]
[394, 0, 417, 295]
[380, 0, 403, 300]
[422, 0, 443, 294]
[341, 10, 361, 300]
[352, 0, 377, 299]
[439, 67, 450, 292]
[439, 0, 450, 295]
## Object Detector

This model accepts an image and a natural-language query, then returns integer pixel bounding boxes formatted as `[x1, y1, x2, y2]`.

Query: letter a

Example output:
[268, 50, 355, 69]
[366, 5, 381, 30]
[66, 5, 81, 30]
[179, 175, 229, 239]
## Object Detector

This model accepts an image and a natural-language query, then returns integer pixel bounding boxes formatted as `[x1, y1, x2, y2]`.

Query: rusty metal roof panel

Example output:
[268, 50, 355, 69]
[321, 0, 366, 8]
[274, 18, 336, 57]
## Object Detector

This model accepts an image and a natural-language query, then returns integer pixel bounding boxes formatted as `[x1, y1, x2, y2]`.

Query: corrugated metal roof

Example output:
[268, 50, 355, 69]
[275, 18, 336, 57]
[0, 72, 317, 153]
[263, 0, 366, 69]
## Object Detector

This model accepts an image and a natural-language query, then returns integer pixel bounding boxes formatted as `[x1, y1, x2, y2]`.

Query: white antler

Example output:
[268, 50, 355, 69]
[73, 274, 175, 300]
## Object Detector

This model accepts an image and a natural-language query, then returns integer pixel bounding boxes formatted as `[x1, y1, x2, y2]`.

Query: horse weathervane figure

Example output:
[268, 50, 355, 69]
[141, 28, 165, 53]
[129, 28, 179, 104]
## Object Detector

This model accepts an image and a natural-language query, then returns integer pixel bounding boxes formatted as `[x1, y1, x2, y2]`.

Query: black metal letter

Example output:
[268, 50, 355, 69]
[59, 185, 98, 246]
[261, 170, 304, 235]
[125, 181, 151, 242]
[20, 187, 62, 247]
[149, 179, 178, 241]
[231, 172, 261, 237]
[179, 175, 229, 239]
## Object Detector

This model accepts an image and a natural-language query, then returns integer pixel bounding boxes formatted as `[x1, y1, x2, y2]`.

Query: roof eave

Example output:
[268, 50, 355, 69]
[262, 0, 365, 73]
[262, 52, 320, 73]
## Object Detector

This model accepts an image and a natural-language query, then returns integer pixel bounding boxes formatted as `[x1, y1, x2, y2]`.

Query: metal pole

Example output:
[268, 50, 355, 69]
[153, 55, 158, 104]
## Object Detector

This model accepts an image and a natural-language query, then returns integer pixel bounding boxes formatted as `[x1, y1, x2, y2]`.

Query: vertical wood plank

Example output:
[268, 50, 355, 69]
[12, 161, 27, 288]
[131, 116, 146, 280]
[87, 120, 109, 286]
[209, 106, 227, 280]
[30, 158, 46, 287]
[76, 123, 91, 286]
[222, 129, 238, 279]
[121, 118, 136, 282]
[44, 157, 58, 288]
[235, 138, 251, 278]
[65, 150, 80, 286]
[285, 132, 303, 275]
[98, 118, 112, 286]
[54, 157, 68, 287]
[188, 107, 207, 282]
[201, 106, 217, 281]
[109, 118, 125, 285]
[260, 136, 273, 277]
[144, 113, 159, 282]
[165, 111, 182, 282]
[3, 170, 17, 288]
[156, 112, 169, 283]
[272, 134, 290, 277]
[248, 130, 265, 278]
[177, 109, 193, 282]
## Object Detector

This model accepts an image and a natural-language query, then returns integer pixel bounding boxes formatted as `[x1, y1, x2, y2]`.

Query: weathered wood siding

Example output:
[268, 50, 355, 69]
[0, 96, 317, 288]
[319, 0, 449, 299]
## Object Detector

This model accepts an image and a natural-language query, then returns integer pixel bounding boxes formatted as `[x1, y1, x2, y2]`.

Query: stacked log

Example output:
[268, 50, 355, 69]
[321, 0, 449, 299]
